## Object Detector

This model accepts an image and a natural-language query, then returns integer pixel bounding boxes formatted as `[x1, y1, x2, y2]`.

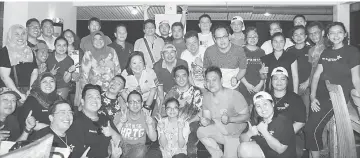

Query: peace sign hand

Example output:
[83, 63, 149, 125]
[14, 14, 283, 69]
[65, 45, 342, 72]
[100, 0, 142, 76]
[144, 110, 154, 125]
[68, 63, 80, 73]
[119, 108, 128, 123]
[50, 64, 60, 75]
[247, 121, 259, 136]
[155, 114, 165, 130]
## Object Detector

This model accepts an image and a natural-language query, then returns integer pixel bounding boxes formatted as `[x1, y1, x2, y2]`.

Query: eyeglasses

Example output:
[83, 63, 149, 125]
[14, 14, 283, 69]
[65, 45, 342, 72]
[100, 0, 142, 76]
[247, 36, 258, 39]
[53, 111, 74, 116]
[215, 35, 229, 41]
[166, 107, 179, 110]
[28, 26, 40, 30]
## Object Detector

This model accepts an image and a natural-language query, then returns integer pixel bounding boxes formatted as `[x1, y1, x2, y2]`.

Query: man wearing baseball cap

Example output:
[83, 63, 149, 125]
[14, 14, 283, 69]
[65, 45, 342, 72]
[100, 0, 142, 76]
[153, 44, 188, 108]
[230, 16, 246, 46]
[0, 87, 36, 141]
[270, 67, 306, 156]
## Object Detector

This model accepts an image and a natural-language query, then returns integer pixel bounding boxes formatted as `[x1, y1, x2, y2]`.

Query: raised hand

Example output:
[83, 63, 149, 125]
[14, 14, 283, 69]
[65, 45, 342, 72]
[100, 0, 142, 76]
[119, 108, 128, 123]
[110, 139, 122, 158]
[144, 110, 154, 125]
[50, 64, 60, 75]
[0, 125, 10, 141]
[25, 110, 36, 131]
[102, 121, 114, 137]
[257, 121, 269, 134]
[180, 5, 188, 12]
[155, 114, 165, 130]
[247, 121, 259, 136]
[68, 63, 80, 73]
[142, 4, 150, 11]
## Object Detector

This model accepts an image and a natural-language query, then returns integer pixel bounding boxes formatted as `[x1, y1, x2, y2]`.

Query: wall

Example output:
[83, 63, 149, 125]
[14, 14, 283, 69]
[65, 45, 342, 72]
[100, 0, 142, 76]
[2, 2, 76, 46]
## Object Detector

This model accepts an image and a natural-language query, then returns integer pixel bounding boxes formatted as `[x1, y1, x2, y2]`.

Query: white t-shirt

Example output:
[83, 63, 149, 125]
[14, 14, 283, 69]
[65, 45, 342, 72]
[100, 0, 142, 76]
[180, 46, 206, 88]
[261, 38, 294, 55]
[38, 35, 56, 51]
[198, 32, 215, 49]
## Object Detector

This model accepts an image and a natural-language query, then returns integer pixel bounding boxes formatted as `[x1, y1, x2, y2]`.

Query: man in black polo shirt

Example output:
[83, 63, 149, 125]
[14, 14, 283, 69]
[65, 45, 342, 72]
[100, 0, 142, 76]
[108, 24, 134, 71]
[270, 67, 306, 157]
[153, 44, 188, 107]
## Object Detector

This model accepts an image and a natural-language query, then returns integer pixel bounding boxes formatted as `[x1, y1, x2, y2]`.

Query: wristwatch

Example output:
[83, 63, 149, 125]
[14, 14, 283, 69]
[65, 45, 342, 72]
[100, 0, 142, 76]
[24, 128, 33, 134]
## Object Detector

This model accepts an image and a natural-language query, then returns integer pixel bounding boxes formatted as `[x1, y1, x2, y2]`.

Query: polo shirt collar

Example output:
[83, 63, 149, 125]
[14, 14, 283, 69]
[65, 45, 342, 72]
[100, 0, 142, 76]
[161, 59, 177, 69]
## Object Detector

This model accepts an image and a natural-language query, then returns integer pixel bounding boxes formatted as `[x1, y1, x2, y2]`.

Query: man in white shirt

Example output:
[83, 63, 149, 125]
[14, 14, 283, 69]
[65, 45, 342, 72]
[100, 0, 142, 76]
[261, 21, 294, 55]
[181, 30, 206, 89]
[198, 14, 215, 49]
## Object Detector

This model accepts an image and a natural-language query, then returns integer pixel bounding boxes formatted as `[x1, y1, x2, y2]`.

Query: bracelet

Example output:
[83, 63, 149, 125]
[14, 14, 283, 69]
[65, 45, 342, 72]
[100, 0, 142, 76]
[24, 128, 33, 134]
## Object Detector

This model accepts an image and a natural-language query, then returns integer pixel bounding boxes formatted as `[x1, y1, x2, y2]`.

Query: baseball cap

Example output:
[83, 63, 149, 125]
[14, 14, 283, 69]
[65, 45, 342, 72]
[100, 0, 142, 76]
[271, 67, 288, 77]
[159, 20, 170, 27]
[0, 87, 21, 100]
[231, 16, 245, 30]
[162, 43, 176, 53]
[253, 91, 273, 104]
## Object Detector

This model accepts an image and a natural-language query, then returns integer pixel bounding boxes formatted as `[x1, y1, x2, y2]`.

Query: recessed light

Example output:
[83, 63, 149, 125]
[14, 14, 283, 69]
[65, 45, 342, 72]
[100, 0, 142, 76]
[264, 12, 271, 16]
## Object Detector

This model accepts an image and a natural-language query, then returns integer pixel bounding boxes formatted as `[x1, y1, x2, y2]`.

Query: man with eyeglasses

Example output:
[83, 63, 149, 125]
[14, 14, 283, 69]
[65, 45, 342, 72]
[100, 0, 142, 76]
[203, 24, 247, 90]
[26, 18, 46, 52]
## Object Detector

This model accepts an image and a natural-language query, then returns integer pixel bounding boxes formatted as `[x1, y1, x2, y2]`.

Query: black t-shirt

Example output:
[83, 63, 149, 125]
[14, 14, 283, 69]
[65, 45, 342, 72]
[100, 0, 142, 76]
[272, 91, 306, 123]
[67, 111, 119, 158]
[243, 46, 265, 85]
[318, 45, 360, 100]
[252, 114, 296, 158]
[17, 96, 50, 131]
[0, 47, 38, 87]
[29, 126, 74, 148]
[286, 45, 312, 83]
[0, 115, 21, 141]
[108, 42, 134, 70]
[260, 51, 297, 92]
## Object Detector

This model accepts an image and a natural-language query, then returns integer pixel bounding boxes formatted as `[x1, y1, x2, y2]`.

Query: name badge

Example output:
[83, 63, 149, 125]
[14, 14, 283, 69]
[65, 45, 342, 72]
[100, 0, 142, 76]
[42, 109, 48, 112]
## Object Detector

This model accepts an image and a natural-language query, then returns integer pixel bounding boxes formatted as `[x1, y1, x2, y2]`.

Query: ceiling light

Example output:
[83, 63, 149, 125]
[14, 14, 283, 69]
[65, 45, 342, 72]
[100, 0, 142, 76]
[131, 7, 138, 15]
[264, 12, 271, 16]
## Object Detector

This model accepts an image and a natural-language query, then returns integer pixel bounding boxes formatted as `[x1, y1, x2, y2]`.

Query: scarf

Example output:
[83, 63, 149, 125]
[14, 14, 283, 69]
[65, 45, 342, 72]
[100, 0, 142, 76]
[29, 72, 61, 108]
[6, 24, 33, 66]
[84, 31, 112, 62]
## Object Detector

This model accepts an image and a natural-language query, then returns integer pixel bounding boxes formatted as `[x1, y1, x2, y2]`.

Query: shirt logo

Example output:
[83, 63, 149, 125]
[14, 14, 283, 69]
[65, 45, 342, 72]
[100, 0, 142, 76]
[322, 55, 342, 62]
[277, 103, 289, 110]
[42, 109, 48, 112]
[89, 130, 97, 133]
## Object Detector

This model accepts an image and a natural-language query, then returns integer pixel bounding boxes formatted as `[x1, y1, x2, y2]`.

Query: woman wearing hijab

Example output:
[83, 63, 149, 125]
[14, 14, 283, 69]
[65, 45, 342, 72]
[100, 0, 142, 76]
[80, 31, 121, 94]
[17, 72, 62, 132]
[0, 24, 38, 103]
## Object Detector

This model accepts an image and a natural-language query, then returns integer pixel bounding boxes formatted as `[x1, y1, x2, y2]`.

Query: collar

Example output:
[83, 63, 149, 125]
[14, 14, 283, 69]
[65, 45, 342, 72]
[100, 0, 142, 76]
[161, 59, 177, 69]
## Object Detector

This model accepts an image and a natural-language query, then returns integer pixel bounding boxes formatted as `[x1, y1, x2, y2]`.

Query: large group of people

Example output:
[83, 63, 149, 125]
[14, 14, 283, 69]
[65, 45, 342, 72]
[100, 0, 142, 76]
[0, 5, 360, 158]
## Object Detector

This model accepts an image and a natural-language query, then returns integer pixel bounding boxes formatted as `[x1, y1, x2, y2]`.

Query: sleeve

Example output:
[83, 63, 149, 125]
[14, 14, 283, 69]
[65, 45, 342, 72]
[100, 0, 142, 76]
[111, 49, 121, 74]
[105, 36, 112, 45]
[348, 46, 360, 69]
[80, 37, 86, 51]
[134, 39, 141, 52]
[237, 47, 248, 69]
[0, 47, 11, 68]
[203, 50, 210, 68]
[153, 64, 163, 85]
[292, 95, 306, 123]
[149, 69, 159, 87]
[81, 51, 92, 85]
[317, 49, 327, 65]
[233, 91, 248, 113]
[274, 116, 294, 146]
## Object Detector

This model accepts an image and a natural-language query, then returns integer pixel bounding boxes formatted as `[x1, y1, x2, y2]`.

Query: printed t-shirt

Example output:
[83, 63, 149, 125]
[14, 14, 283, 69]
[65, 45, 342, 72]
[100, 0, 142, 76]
[153, 59, 188, 93]
[202, 88, 248, 135]
[17, 96, 51, 131]
[318, 45, 360, 102]
[198, 32, 215, 49]
[121, 68, 158, 102]
[120, 111, 147, 145]
[203, 44, 247, 89]
[272, 91, 306, 123]
[0, 47, 38, 87]
[108, 41, 134, 70]
[286, 45, 312, 83]
[46, 53, 74, 89]
[180, 46, 206, 88]
[252, 114, 296, 158]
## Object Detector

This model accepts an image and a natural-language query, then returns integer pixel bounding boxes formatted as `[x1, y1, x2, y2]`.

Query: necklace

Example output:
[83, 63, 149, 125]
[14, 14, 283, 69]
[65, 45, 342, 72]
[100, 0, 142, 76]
[50, 127, 73, 151]
[274, 96, 284, 105]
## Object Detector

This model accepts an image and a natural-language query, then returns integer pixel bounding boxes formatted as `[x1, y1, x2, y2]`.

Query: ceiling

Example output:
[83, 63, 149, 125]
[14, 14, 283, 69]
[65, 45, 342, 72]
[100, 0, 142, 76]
[77, 5, 334, 21]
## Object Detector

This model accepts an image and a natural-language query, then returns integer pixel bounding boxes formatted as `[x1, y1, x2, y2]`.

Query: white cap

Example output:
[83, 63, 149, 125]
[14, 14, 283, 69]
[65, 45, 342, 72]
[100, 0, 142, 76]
[271, 67, 288, 77]
[231, 16, 245, 30]
[253, 91, 273, 104]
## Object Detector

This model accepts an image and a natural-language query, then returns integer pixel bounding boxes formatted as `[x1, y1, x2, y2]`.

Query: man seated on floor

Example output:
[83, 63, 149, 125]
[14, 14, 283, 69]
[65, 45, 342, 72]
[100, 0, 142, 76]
[197, 66, 249, 158]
